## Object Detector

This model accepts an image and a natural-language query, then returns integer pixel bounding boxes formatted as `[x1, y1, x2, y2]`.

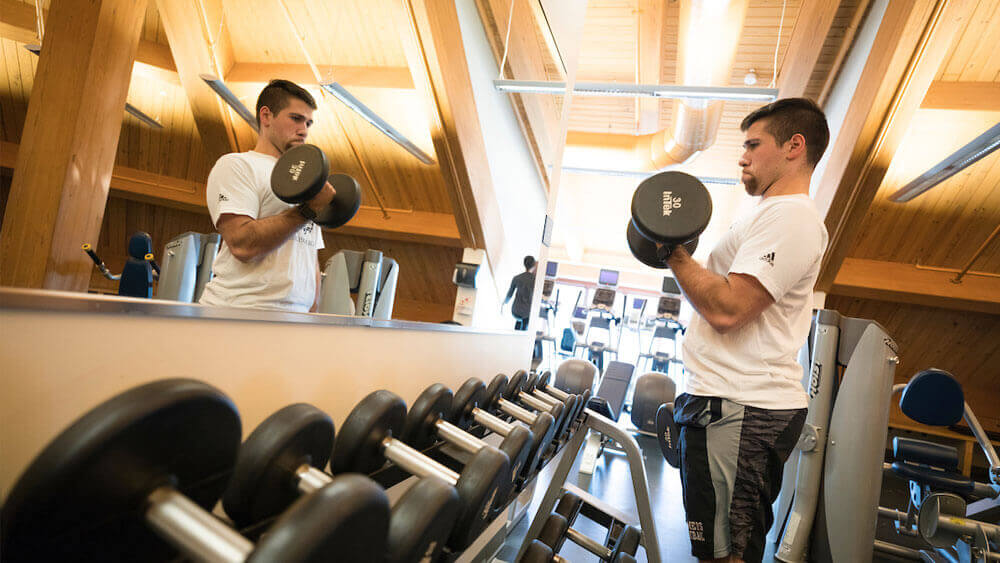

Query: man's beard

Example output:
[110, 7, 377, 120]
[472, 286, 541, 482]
[743, 175, 758, 195]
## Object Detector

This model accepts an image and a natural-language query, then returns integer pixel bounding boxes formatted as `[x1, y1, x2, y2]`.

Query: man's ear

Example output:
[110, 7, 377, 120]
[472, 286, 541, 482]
[258, 106, 272, 127]
[786, 133, 807, 161]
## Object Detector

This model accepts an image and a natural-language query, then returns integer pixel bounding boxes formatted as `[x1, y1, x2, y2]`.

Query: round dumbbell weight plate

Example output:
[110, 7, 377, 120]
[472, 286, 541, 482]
[627, 221, 669, 269]
[331, 390, 406, 475]
[271, 144, 329, 203]
[538, 512, 570, 548]
[401, 384, 453, 450]
[611, 525, 642, 559]
[525, 372, 539, 393]
[450, 378, 486, 429]
[0, 379, 241, 562]
[522, 540, 556, 563]
[223, 403, 335, 527]
[483, 374, 508, 411]
[630, 171, 712, 244]
[247, 473, 390, 563]
[314, 173, 362, 229]
[504, 371, 527, 401]
[655, 403, 681, 468]
[555, 490, 583, 523]
[388, 477, 461, 563]
[450, 448, 509, 549]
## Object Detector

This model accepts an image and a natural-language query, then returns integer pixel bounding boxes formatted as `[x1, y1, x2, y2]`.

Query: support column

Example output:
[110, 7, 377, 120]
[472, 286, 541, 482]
[0, 0, 148, 290]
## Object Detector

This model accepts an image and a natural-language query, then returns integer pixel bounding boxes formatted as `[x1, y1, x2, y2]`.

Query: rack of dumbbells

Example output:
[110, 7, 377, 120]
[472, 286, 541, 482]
[521, 489, 642, 563]
[513, 370, 662, 563]
[0, 373, 590, 563]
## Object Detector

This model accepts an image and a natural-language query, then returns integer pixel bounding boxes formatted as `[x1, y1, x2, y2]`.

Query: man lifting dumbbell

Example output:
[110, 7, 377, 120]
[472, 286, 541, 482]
[627, 98, 829, 563]
[199, 79, 359, 312]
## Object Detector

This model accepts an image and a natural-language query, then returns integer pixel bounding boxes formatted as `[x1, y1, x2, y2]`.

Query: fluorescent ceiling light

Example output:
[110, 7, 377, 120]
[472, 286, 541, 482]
[494, 80, 779, 103]
[25, 44, 163, 129]
[558, 166, 739, 185]
[320, 82, 435, 165]
[889, 122, 1000, 202]
[200, 74, 259, 132]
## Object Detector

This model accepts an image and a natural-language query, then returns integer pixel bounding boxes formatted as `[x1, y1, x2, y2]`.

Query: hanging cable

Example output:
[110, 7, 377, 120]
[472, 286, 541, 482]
[497, 0, 518, 79]
[33, 0, 44, 41]
[770, 0, 788, 89]
[276, 0, 390, 219]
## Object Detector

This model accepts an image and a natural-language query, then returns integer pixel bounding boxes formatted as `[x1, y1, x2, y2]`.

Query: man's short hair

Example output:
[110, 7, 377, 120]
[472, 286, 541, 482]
[740, 98, 829, 167]
[256, 79, 317, 127]
[524, 256, 536, 270]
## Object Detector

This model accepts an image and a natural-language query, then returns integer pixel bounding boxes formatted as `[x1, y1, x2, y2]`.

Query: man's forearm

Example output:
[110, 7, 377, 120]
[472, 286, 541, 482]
[226, 209, 306, 262]
[668, 247, 741, 331]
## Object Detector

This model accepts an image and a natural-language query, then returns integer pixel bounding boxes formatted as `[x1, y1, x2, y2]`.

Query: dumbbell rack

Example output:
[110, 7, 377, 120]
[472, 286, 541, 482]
[515, 408, 661, 563]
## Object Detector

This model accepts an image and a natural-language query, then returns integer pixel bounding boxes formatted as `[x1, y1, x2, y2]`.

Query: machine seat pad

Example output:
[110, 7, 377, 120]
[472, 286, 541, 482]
[900, 369, 965, 427]
[893, 437, 959, 471]
[587, 397, 615, 421]
[890, 461, 975, 496]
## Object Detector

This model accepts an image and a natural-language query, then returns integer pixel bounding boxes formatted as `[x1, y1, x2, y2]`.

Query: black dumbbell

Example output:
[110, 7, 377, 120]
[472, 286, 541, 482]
[402, 383, 533, 517]
[271, 143, 362, 228]
[626, 171, 712, 268]
[450, 377, 555, 487]
[522, 372, 582, 441]
[478, 374, 559, 480]
[0, 379, 389, 563]
[533, 371, 590, 432]
[503, 371, 567, 439]
[537, 512, 642, 562]
[655, 402, 681, 468]
[222, 403, 460, 563]
[330, 390, 509, 551]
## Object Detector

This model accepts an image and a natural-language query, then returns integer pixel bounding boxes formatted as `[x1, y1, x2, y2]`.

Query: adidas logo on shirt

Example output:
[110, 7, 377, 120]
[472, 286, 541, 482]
[218, 193, 230, 202]
[760, 252, 775, 267]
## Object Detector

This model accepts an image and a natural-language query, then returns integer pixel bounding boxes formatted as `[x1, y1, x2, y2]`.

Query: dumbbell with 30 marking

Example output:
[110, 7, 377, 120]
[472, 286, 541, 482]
[0, 379, 389, 562]
[626, 171, 712, 268]
[222, 403, 460, 563]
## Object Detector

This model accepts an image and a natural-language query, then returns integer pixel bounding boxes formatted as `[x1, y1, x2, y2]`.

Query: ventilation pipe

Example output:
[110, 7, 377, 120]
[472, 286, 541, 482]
[563, 0, 750, 171]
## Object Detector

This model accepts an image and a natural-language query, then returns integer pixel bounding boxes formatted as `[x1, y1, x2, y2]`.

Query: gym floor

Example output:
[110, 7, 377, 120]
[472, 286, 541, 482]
[493, 411, 934, 562]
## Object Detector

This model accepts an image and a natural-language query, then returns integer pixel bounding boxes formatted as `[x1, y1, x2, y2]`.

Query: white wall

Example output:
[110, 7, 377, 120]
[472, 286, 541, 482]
[453, 0, 549, 328]
[0, 302, 532, 497]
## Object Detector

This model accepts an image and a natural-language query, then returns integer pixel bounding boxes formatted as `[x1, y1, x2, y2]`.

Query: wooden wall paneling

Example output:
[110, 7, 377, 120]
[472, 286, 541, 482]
[0, 0, 148, 291]
[935, 0, 1000, 81]
[0, 37, 34, 144]
[815, 0, 976, 291]
[225, 63, 415, 89]
[728, 1, 801, 89]
[825, 294, 1000, 432]
[809, 0, 868, 103]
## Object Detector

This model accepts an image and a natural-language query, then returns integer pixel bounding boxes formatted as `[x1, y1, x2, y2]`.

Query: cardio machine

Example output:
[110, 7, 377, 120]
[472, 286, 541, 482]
[533, 261, 560, 371]
[574, 269, 623, 374]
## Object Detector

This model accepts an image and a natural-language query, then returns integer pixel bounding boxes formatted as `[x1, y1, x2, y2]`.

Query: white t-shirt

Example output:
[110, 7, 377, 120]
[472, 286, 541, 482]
[199, 151, 324, 312]
[681, 194, 828, 409]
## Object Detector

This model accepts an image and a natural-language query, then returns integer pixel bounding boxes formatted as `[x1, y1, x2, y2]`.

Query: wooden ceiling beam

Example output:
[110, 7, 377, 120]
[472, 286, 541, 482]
[226, 63, 415, 89]
[831, 258, 1000, 315]
[636, 0, 665, 133]
[777, 0, 840, 96]
[155, 0, 248, 161]
[814, 0, 977, 291]
[1, 141, 461, 247]
[395, 0, 496, 250]
[0, 0, 176, 75]
[921, 80, 1000, 111]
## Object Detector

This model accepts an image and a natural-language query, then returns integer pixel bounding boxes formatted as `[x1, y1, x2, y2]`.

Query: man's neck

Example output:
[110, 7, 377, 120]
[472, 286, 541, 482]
[253, 136, 282, 158]
[761, 169, 812, 200]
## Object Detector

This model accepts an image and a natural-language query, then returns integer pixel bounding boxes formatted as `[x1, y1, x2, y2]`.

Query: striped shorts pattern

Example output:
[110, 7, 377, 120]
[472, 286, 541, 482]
[673, 393, 806, 562]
